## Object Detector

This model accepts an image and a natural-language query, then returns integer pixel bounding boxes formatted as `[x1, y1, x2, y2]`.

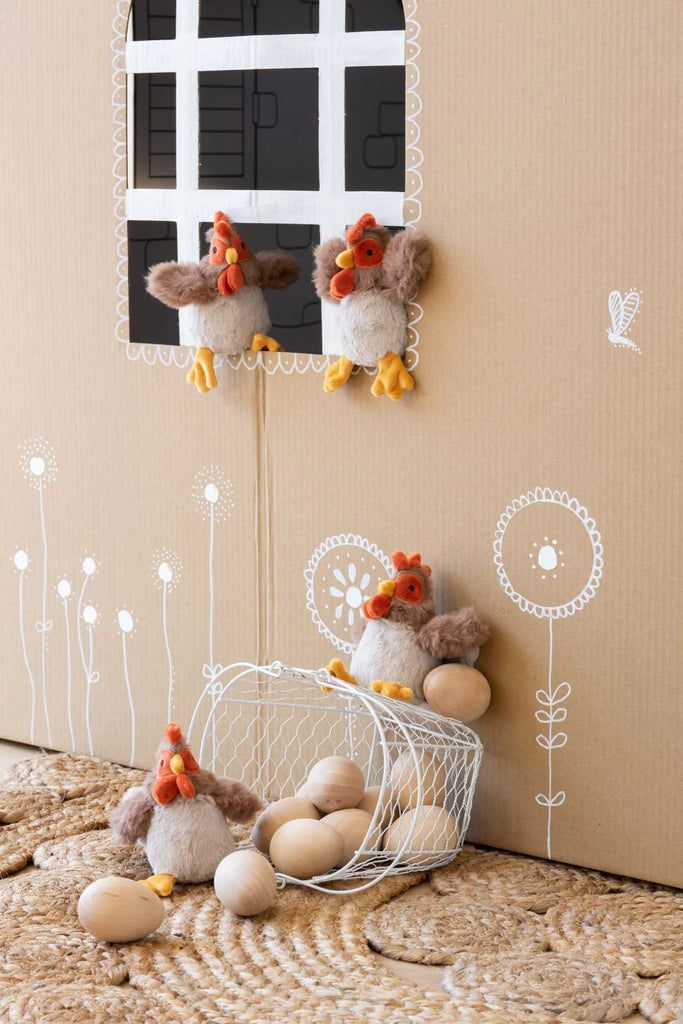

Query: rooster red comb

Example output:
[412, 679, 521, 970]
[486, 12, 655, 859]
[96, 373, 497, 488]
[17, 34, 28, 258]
[391, 550, 432, 576]
[213, 210, 233, 240]
[346, 213, 377, 246]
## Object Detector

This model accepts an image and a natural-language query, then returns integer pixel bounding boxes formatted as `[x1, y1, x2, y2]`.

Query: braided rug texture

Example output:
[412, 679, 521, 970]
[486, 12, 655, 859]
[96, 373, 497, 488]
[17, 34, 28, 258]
[1, 753, 681, 1023]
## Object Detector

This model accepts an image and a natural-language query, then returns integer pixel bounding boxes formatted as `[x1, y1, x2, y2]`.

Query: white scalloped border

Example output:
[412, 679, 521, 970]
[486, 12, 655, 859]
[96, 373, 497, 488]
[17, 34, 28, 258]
[304, 534, 392, 654]
[493, 487, 604, 620]
[111, 1, 424, 373]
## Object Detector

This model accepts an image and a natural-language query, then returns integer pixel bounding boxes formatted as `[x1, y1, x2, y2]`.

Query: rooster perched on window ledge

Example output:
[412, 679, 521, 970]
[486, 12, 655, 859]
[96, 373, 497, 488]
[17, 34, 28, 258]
[146, 211, 299, 394]
[313, 214, 432, 400]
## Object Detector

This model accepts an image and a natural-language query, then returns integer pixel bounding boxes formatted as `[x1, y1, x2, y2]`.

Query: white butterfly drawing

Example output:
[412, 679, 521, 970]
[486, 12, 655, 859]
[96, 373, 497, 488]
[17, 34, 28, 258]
[607, 290, 641, 353]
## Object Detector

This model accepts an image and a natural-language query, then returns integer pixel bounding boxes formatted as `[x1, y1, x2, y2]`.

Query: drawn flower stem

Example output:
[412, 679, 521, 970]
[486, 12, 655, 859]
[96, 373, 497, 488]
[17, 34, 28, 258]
[535, 618, 570, 859]
[162, 580, 174, 721]
[61, 592, 75, 752]
[16, 559, 36, 743]
[36, 480, 53, 747]
[121, 631, 135, 765]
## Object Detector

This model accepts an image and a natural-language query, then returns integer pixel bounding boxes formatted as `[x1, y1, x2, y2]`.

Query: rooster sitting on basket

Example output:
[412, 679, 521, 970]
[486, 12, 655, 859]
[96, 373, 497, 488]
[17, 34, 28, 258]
[325, 551, 491, 721]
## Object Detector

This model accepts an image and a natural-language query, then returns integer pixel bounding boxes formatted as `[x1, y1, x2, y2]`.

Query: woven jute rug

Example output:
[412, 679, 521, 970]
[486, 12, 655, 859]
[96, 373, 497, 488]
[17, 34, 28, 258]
[1, 753, 681, 1023]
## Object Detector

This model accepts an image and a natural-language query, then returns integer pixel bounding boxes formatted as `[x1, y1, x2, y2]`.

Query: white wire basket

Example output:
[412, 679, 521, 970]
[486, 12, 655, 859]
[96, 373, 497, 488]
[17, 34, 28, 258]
[188, 662, 483, 894]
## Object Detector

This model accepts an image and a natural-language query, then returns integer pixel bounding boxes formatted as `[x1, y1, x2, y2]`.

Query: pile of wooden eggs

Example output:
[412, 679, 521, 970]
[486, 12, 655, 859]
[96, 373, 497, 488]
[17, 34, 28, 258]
[248, 748, 460, 882]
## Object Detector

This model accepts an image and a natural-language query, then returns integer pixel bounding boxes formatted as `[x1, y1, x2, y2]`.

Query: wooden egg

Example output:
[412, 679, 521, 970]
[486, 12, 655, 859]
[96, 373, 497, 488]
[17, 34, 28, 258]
[423, 664, 491, 722]
[77, 876, 165, 943]
[390, 749, 447, 811]
[214, 849, 277, 917]
[305, 756, 365, 813]
[269, 818, 344, 879]
[251, 797, 320, 855]
[323, 808, 376, 866]
[356, 785, 395, 829]
[382, 805, 459, 867]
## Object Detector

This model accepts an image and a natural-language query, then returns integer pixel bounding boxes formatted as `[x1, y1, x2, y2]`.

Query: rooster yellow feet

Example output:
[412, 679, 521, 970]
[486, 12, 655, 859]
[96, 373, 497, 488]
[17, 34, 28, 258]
[371, 352, 414, 401]
[324, 355, 354, 393]
[187, 347, 217, 394]
[370, 680, 414, 701]
[251, 333, 282, 353]
[138, 873, 176, 897]
[321, 658, 357, 693]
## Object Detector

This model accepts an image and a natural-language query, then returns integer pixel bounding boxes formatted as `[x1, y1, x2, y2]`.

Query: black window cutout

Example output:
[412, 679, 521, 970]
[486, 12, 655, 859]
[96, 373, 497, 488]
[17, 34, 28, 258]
[199, 0, 319, 37]
[345, 66, 405, 192]
[199, 222, 322, 354]
[346, 0, 405, 32]
[133, 73, 176, 188]
[127, 221, 180, 345]
[131, 0, 176, 40]
[199, 70, 318, 191]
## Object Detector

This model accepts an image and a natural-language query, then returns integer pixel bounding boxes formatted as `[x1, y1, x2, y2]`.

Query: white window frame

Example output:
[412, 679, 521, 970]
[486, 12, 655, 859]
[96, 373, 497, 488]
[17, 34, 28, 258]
[112, 0, 424, 373]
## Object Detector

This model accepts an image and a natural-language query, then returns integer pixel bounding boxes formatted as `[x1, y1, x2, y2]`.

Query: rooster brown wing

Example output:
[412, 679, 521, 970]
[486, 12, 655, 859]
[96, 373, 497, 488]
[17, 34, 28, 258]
[255, 251, 299, 291]
[109, 782, 156, 844]
[418, 607, 490, 660]
[380, 231, 432, 304]
[146, 261, 218, 308]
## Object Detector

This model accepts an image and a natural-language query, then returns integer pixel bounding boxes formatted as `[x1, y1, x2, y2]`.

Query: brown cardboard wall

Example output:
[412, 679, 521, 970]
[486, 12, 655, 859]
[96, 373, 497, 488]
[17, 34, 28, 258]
[0, 1, 680, 885]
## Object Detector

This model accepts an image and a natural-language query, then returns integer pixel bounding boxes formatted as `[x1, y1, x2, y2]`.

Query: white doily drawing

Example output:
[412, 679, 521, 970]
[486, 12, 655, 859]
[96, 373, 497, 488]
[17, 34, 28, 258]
[304, 535, 392, 654]
[494, 488, 604, 858]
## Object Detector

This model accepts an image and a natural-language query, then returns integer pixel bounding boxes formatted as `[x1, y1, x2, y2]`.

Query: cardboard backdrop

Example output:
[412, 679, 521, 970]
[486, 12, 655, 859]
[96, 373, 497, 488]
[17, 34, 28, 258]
[0, 0, 680, 886]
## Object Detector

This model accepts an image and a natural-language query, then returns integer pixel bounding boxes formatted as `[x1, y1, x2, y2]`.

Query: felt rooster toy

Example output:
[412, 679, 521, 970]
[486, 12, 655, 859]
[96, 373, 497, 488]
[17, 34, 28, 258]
[110, 722, 264, 895]
[146, 211, 299, 394]
[327, 551, 489, 703]
[313, 213, 432, 400]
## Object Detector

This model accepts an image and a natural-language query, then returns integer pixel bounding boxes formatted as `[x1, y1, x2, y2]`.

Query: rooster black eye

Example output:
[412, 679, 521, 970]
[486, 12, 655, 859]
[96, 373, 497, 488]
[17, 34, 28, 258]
[408, 584, 415, 591]
[212, 247, 217, 254]
[160, 759, 165, 766]
[367, 249, 373, 256]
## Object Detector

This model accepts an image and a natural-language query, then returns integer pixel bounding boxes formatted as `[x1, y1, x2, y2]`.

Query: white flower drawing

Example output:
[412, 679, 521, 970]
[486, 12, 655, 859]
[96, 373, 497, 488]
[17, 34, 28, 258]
[151, 548, 183, 719]
[304, 535, 392, 654]
[19, 437, 58, 490]
[493, 487, 604, 859]
[56, 577, 75, 752]
[193, 466, 235, 523]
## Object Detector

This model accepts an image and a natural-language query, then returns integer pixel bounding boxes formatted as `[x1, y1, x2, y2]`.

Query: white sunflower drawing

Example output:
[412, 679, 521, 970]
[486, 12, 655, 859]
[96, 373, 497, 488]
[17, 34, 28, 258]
[304, 535, 392, 653]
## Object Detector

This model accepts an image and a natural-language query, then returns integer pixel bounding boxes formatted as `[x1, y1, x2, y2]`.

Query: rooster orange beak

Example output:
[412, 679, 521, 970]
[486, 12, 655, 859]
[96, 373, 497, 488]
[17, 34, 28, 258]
[169, 754, 185, 775]
[225, 247, 238, 265]
[335, 248, 354, 269]
[377, 580, 397, 598]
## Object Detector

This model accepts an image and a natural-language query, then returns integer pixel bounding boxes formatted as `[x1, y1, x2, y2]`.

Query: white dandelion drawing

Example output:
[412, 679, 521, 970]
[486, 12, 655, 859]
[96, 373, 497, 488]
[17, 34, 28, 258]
[151, 549, 183, 720]
[607, 289, 642, 353]
[19, 438, 58, 747]
[77, 558, 99, 756]
[13, 549, 37, 743]
[117, 609, 136, 766]
[304, 535, 392, 654]
[56, 578, 75, 752]
[193, 467, 235, 762]
[493, 487, 603, 858]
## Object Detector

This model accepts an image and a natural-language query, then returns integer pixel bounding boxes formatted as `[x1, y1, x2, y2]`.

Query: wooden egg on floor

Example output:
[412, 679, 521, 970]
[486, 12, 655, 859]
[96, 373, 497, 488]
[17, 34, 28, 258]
[390, 749, 447, 812]
[269, 818, 344, 879]
[305, 756, 365, 813]
[214, 849, 277, 917]
[77, 876, 165, 943]
[382, 805, 459, 867]
[423, 664, 491, 722]
[323, 808, 376, 866]
[251, 796, 320, 855]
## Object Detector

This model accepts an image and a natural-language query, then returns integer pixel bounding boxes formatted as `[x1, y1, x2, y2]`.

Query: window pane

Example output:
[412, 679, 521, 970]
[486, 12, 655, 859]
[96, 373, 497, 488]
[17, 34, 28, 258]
[133, 73, 176, 187]
[199, 70, 318, 190]
[345, 66, 405, 192]
[127, 221, 180, 345]
[199, 0, 319, 37]
[346, 0, 405, 32]
[131, 0, 176, 40]
[199, 222, 321, 354]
